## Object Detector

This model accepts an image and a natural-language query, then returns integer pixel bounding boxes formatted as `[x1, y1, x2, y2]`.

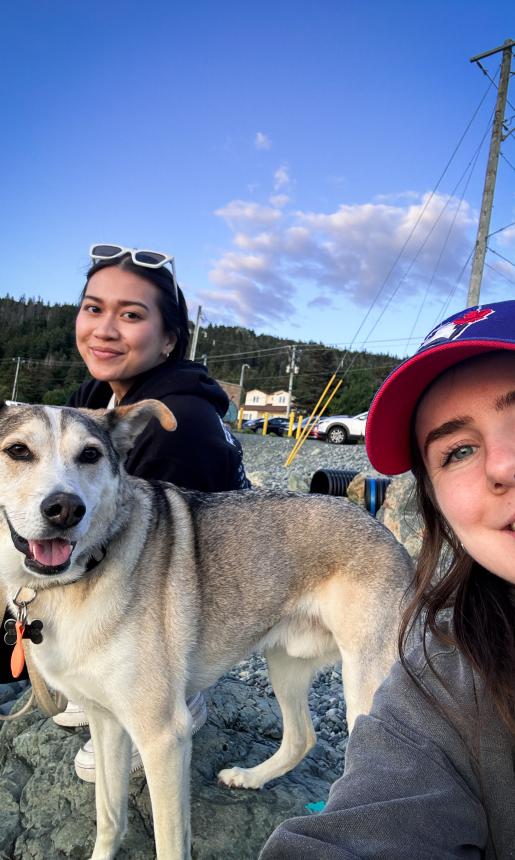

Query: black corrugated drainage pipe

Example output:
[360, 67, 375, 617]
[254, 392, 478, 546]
[309, 469, 391, 517]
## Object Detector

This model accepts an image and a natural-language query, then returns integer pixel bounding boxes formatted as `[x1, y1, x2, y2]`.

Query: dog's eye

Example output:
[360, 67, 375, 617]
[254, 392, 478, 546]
[5, 443, 32, 461]
[78, 447, 102, 464]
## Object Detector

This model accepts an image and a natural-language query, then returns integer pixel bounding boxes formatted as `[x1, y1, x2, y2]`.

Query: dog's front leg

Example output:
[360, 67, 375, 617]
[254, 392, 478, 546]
[87, 705, 131, 860]
[133, 701, 192, 860]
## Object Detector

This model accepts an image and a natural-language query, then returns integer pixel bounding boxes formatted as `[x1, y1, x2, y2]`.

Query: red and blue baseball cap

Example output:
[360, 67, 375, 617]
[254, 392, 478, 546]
[366, 301, 515, 475]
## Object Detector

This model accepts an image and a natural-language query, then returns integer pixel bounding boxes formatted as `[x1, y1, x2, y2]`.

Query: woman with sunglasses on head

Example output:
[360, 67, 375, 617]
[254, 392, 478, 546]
[53, 244, 250, 782]
[70, 245, 250, 492]
[260, 301, 515, 859]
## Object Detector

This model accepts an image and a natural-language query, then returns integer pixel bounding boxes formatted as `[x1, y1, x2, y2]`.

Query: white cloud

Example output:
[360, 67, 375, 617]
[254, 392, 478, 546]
[373, 190, 421, 203]
[202, 191, 478, 329]
[269, 194, 290, 208]
[308, 295, 336, 309]
[214, 200, 282, 229]
[274, 164, 290, 190]
[255, 132, 272, 150]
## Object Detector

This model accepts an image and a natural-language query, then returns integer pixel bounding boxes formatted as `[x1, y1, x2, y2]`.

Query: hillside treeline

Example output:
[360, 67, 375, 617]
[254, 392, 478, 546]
[0, 296, 400, 414]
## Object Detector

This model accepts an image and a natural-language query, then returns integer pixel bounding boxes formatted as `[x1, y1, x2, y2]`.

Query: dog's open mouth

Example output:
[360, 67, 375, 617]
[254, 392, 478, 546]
[7, 518, 75, 575]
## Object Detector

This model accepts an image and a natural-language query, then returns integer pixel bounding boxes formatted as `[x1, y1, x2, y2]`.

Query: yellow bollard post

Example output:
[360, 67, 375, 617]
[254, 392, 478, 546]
[288, 412, 295, 438]
[296, 416, 303, 439]
[237, 408, 244, 431]
[262, 413, 269, 435]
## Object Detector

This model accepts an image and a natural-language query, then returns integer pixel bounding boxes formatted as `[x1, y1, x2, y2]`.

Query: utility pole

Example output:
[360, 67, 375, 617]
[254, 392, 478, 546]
[467, 39, 514, 306]
[239, 363, 250, 406]
[11, 357, 21, 401]
[189, 305, 203, 360]
[285, 346, 300, 415]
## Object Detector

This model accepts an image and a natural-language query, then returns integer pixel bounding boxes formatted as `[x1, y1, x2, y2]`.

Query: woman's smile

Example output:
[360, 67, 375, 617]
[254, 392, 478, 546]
[89, 347, 125, 359]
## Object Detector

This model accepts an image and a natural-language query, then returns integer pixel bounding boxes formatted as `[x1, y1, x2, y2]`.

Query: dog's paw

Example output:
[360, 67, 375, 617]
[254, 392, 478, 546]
[218, 766, 263, 790]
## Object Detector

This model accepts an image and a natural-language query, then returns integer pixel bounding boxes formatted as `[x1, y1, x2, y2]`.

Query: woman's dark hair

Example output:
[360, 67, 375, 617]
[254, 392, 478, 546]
[399, 423, 515, 734]
[80, 254, 190, 361]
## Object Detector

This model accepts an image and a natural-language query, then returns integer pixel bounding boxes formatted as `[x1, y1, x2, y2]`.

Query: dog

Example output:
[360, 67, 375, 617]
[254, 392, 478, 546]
[0, 399, 413, 859]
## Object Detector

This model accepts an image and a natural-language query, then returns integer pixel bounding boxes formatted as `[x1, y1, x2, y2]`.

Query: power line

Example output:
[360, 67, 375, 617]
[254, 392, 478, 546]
[475, 60, 515, 114]
[488, 247, 515, 268]
[239, 363, 399, 384]
[203, 344, 291, 360]
[488, 220, 515, 237]
[484, 261, 515, 287]
[335, 73, 497, 364]
[500, 151, 515, 172]
[401, 122, 489, 354]
[364, 114, 492, 347]
[436, 247, 475, 322]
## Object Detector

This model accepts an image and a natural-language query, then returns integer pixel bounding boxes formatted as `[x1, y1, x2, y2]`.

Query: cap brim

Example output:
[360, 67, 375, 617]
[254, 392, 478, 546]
[366, 340, 515, 475]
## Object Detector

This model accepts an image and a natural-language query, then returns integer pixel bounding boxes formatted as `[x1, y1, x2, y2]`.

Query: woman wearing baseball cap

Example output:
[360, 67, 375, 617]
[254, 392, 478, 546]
[261, 301, 515, 859]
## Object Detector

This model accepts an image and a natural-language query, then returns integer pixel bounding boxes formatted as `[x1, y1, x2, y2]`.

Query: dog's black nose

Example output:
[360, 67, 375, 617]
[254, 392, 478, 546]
[40, 493, 86, 528]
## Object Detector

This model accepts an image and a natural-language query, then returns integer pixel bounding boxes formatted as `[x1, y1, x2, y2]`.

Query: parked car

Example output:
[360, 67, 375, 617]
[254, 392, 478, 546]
[297, 416, 319, 437]
[242, 417, 290, 436]
[313, 411, 368, 444]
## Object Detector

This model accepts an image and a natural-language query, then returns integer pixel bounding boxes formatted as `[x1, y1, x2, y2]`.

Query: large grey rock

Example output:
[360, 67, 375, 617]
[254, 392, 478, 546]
[0, 676, 347, 859]
[376, 474, 423, 561]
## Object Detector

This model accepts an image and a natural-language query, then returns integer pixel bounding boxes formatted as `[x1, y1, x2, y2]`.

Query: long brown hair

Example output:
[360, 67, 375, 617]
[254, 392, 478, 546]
[399, 439, 515, 734]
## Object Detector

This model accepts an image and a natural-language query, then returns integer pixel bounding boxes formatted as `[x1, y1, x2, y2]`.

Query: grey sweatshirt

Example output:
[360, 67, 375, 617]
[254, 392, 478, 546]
[260, 632, 515, 859]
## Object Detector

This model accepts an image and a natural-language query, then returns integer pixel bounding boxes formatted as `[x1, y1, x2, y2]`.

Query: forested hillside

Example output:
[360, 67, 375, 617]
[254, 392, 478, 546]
[0, 296, 400, 414]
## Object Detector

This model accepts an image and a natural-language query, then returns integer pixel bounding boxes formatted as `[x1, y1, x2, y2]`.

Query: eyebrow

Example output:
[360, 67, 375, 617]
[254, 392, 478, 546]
[82, 293, 149, 311]
[424, 389, 515, 454]
[424, 417, 472, 455]
[495, 390, 515, 411]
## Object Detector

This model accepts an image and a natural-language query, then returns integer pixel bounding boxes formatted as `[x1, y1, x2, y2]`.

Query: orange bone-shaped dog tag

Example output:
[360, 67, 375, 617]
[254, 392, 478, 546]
[10, 621, 26, 678]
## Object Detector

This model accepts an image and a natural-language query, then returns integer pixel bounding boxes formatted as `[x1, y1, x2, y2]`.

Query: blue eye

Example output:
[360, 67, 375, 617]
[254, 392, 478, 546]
[444, 444, 476, 465]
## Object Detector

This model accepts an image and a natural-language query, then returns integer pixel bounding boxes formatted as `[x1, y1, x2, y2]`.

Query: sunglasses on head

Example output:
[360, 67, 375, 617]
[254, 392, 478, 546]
[89, 244, 179, 303]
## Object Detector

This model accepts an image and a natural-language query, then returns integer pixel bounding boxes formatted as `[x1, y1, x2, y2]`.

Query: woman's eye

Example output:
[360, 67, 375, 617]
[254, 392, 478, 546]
[78, 447, 102, 464]
[122, 311, 142, 320]
[5, 443, 32, 461]
[83, 304, 101, 314]
[444, 444, 476, 465]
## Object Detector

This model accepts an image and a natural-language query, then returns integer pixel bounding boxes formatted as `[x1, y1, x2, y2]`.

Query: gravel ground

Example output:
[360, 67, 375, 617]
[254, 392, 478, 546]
[236, 430, 373, 492]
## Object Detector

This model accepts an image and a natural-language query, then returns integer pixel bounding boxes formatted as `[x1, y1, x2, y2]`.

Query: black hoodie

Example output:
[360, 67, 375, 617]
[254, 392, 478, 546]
[67, 360, 250, 492]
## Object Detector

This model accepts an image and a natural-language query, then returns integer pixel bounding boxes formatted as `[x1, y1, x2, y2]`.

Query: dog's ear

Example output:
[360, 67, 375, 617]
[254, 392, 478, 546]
[104, 399, 177, 456]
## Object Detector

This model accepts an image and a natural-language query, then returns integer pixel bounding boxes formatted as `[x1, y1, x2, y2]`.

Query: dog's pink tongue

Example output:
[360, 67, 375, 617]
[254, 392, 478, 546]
[28, 538, 72, 567]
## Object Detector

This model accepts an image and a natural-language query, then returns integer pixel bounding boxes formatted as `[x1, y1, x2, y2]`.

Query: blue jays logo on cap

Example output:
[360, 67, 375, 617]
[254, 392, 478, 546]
[419, 307, 495, 353]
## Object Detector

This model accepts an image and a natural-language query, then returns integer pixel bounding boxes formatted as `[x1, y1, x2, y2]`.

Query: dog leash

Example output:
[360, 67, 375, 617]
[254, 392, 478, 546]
[1, 587, 67, 722]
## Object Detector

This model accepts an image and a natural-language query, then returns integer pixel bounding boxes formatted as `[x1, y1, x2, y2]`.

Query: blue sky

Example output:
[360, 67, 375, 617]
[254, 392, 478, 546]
[1, 1, 514, 357]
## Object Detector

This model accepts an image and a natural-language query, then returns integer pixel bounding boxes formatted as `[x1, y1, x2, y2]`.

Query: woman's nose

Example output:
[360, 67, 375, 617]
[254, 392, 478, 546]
[485, 441, 515, 491]
[92, 314, 119, 339]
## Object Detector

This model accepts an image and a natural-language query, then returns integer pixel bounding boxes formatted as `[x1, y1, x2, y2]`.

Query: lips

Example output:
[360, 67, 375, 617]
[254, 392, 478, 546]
[6, 517, 75, 576]
[90, 347, 124, 359]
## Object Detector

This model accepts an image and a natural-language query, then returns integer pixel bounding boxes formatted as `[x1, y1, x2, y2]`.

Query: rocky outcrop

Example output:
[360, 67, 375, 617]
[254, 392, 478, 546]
[0, 675, 347, 859]
[376, 474, 423, 561]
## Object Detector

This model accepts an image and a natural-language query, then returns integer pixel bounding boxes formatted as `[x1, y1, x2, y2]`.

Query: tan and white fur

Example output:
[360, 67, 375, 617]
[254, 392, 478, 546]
[0, 400, 413, 860]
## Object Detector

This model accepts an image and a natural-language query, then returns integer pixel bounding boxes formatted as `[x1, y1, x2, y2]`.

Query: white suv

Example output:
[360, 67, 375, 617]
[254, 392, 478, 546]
[313, 411, 368, 444]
